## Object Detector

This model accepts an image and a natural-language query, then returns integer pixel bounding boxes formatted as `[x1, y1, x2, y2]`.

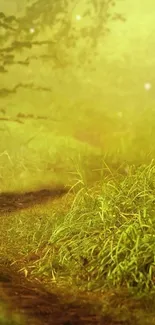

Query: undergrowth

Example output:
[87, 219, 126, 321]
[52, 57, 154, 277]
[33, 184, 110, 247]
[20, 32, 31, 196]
[0, 160, 155, 294]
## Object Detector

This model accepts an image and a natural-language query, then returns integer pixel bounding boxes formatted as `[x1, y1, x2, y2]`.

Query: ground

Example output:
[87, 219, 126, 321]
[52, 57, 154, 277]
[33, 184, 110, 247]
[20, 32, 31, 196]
[0, 188, 104, 325]
[0, 188, 155, 325]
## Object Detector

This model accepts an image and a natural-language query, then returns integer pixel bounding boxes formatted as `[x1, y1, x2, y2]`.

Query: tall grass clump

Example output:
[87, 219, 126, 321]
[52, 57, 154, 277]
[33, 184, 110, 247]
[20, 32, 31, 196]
[31, 160, 155, 293]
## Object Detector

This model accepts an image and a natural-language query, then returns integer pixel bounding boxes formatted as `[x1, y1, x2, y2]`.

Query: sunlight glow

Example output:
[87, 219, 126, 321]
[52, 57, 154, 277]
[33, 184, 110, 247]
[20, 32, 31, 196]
[144, 82, 152, 90]
[76, 15, 82, 21]
[29, 27, 35, 33]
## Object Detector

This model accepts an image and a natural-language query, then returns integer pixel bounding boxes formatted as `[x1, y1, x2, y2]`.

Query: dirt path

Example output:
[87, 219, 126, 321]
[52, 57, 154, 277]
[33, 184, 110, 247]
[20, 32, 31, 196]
[0, 188, 153, 325]
[0, 187, 69, 214]
[0, 188, 106, 325]
[0, 265, 105, 325]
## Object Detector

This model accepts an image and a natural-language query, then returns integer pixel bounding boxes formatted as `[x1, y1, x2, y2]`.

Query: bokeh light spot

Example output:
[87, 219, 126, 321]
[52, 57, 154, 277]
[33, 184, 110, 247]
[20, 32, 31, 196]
[144, 82, 152, 90]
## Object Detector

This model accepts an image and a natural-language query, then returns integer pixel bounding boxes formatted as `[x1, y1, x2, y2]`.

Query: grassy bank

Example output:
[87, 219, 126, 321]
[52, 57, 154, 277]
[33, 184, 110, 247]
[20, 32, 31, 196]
[1, 159, 155, 324]
[0, 160, 155, 294]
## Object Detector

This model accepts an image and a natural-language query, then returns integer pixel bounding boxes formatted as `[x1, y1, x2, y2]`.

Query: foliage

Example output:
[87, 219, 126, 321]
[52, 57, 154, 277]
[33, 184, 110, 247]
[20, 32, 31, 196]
[0, 0, 124, 78]
[1, 161, 155, 293]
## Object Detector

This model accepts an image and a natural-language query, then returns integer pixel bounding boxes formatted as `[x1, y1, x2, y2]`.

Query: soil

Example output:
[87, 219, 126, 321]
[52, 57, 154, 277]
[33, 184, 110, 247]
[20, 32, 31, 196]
[0, 188, 154, 325]
[0, 187, 106, 325]
[0, 265, 105, 325]
[0, 187, 69, 214]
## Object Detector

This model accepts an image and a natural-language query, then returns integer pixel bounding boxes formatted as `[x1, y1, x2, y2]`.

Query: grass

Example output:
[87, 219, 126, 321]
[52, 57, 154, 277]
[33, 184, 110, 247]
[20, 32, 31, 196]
[0, 159, 155, 295]
[1, 106, 155, 194]
[1, 150, 155, 324]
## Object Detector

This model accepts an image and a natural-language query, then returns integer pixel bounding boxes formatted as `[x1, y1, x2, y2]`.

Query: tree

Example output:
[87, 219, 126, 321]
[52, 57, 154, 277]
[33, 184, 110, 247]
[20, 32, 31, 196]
[0, 0, 125, 123]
